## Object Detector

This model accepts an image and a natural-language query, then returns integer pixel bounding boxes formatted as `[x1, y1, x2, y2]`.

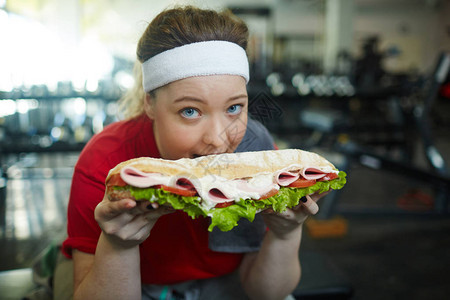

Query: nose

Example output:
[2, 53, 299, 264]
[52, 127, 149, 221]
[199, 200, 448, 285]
[202, 117, 229, 150]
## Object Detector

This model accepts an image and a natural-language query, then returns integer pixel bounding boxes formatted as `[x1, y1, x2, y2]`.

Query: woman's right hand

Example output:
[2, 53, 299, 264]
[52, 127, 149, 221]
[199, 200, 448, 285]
[94, 195, 173, 249]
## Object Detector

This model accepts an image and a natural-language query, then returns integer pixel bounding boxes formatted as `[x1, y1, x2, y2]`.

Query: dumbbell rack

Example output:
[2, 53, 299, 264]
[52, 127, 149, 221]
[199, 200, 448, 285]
[0, 84, 122, 237]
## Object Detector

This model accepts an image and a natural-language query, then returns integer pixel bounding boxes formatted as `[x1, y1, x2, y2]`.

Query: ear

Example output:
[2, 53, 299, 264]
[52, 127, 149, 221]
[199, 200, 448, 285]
[144, 93, 155, 119]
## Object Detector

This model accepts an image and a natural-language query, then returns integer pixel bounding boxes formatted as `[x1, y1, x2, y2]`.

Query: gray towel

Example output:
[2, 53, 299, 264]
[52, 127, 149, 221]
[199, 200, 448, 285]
[209, 118, 275, 253]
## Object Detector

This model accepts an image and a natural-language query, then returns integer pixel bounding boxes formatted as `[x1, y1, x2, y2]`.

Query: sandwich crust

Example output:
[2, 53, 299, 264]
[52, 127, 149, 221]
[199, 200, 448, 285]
[106, 149, 336, 184]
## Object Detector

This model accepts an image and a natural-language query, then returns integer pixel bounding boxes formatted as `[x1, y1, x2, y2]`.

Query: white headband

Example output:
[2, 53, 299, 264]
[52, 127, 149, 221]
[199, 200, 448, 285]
[141, 40, 250, 92]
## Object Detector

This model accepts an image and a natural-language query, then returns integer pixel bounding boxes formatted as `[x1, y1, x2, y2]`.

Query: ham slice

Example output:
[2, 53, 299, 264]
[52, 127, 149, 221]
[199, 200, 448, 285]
[120, 167, 170, 188]
[275, 170, 300, 186]
[301, 167, 327, 180]
[275, 167, 329, 185]
[208, 188, 233, 202]
[236, 179, 279, 195]
[205, 179, 279, 203]
[173, 177, 197, 191]
[119, 165, 329, 205]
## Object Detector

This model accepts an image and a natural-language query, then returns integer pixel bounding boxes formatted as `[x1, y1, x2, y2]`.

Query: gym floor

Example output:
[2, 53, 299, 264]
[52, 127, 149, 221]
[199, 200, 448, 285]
[0, 127, 449, 300]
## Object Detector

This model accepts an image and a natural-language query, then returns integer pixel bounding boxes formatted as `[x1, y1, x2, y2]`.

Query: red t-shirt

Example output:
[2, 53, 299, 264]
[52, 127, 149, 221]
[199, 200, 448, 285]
[61, 114, 243, 284]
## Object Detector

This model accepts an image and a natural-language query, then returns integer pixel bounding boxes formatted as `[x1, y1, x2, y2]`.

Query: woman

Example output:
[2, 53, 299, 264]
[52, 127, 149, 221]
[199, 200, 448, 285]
[59, 6, 327, 300]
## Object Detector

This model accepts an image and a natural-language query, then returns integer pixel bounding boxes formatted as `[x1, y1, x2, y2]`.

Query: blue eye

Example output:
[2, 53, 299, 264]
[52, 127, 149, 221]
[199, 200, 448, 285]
[228, 104, 243, 115]
[181, 108, 200, 118]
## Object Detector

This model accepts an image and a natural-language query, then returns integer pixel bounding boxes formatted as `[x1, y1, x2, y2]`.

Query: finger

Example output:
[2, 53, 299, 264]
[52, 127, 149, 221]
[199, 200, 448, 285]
[301, 195, 319, 215]
[128, 202, 174, 216]
[131, 213, 153, 233]
[98, 198, 136, 220]
[276, 209, 295, 219]
[148, 202, 159, 210]
[129, 221, 152, 241]
[144, 205, 174, 221]
[310, 190, 332, 202]
[128, 201, 157, 215]
[113, 213, 151, 241]
[261, 208, 274, 214]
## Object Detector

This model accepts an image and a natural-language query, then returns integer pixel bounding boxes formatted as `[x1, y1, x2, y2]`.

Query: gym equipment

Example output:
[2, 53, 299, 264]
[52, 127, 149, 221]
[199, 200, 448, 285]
[300, 52, 450, 215]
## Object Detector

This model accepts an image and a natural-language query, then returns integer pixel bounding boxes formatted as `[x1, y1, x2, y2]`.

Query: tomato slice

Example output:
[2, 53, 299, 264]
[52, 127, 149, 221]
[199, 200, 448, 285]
[161, 185, 198, 197]
[106, 174, 127, 187]
[259, 188, 279, 200]
[287, 178, 316, 188]
[215, 201, 235, 208]
[319, 173, 339, 181]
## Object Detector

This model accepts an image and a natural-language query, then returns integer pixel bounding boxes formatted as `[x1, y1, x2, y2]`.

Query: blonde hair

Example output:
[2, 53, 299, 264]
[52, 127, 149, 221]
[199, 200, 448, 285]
[118, 6, 249, 120]
[117, 60, 145, 119]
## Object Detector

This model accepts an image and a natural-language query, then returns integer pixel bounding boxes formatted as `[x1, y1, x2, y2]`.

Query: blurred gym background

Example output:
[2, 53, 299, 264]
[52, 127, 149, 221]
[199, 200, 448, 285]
[1, 0, 449, 299]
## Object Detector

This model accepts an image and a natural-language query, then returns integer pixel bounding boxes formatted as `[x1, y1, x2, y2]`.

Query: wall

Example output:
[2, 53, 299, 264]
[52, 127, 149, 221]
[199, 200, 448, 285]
[354, 3, 448, 73]
[5, 0, 450, 74]
[269, 0, 449, 73]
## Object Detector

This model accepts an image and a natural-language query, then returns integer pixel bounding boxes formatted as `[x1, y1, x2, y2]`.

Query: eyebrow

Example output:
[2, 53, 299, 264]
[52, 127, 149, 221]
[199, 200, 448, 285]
[173, 94, 248, 104]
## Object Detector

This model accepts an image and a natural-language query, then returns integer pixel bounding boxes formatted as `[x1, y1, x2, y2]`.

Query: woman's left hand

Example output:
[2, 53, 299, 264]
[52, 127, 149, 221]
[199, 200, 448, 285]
[262, 190, 331, 239]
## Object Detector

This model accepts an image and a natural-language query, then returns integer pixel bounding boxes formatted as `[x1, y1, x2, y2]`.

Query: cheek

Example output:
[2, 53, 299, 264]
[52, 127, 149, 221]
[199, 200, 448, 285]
[156, 123, 202, 155]
[226, 115, 248, 146]
[167, 126, 200, 143]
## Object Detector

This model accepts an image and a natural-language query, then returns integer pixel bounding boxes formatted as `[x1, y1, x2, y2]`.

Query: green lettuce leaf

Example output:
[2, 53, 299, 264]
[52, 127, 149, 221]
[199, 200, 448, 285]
[115, 171, 347, 232]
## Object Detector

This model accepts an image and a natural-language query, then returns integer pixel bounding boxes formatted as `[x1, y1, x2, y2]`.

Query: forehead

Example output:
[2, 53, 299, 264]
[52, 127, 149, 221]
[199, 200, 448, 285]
[155, 75, 247, 102]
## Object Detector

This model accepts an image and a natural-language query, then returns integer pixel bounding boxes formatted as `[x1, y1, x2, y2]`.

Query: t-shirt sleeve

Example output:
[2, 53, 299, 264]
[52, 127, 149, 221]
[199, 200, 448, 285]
[61, 154, 108, 258]
[61, 116, 158, 258]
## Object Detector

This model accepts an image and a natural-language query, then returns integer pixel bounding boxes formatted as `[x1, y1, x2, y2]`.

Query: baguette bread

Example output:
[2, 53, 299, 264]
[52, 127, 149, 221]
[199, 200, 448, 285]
[106, 149, 336, 183]
[105, 149, 346, 231]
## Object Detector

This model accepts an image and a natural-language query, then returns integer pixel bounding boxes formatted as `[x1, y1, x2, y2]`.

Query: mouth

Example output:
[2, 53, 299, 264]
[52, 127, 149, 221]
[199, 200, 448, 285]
[192, 152, 227, 159]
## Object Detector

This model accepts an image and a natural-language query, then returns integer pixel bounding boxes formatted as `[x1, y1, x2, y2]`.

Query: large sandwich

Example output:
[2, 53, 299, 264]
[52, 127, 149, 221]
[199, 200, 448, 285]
[106, 149, 346, 232]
